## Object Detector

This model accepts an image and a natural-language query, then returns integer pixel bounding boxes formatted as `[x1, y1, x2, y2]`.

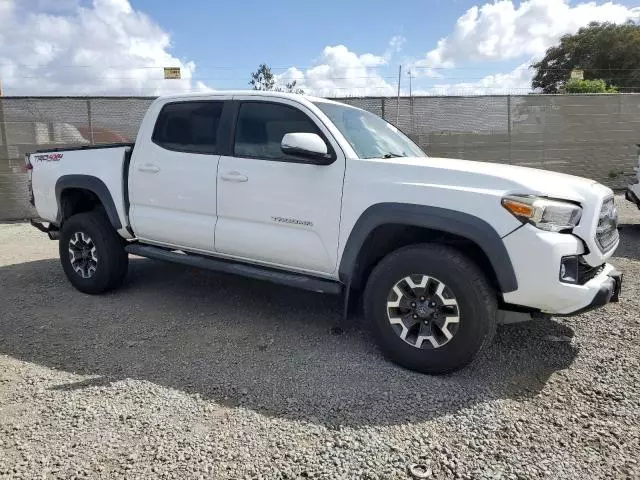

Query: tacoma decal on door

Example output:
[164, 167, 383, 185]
[271, 216, 313, 227]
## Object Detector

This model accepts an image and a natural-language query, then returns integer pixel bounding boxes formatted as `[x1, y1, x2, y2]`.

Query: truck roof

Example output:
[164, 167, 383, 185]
[155, 90, 347, 106]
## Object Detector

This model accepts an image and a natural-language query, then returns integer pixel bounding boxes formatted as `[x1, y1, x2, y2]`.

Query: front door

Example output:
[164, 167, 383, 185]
[129, 99, 228, 253]
[215, 98, 345, 275]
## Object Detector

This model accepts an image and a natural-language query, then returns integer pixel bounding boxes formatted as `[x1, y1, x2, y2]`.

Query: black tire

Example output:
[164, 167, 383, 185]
[363, 243, 497, 374]
[59, 211, 128, 294]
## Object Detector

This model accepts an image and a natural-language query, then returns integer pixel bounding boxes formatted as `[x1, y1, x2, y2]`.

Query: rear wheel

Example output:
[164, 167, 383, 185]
[59, 211, 128, 294]
[364, 244, 496, 374]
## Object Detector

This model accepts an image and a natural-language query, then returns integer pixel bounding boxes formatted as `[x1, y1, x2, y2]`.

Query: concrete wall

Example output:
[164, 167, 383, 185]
[1, 94, 638, 220]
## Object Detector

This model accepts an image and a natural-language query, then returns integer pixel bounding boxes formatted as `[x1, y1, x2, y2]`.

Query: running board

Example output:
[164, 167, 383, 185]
[125, 244, 343, 295]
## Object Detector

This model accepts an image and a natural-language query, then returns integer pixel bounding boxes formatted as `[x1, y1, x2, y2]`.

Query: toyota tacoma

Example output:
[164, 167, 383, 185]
[27, 91, 622, 373]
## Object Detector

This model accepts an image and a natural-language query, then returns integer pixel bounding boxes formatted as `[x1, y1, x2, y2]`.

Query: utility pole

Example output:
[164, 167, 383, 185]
[396, 65, 402, 126]
[408, 70, 413, 97]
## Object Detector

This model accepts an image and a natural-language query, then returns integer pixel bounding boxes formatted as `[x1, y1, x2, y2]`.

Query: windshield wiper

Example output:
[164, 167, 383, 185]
[382, 152, 406, 158]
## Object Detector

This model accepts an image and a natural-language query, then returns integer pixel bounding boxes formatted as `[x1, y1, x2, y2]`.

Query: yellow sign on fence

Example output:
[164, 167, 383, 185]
[570, 69, 584, 81]
[163, 67, 181, 79]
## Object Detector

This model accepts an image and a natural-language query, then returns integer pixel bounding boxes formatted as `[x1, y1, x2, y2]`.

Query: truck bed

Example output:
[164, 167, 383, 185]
[28, 143, 134, 236]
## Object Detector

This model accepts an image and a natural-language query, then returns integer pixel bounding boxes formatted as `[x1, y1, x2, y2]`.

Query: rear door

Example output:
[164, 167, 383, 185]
[129, 98, 231, 252]
[215, 98, 346, 275]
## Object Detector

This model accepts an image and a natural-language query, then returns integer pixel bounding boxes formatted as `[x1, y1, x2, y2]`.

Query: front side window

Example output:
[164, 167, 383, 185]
[313, 101, 426, 159]
[234, 102, 323, 160]
[152, 101, 224, 154]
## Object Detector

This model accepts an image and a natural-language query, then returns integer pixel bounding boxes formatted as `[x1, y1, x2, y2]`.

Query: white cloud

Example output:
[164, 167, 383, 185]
[0, 0, 209, 95]
[5, 0, 636, 98]
[276, 39, 402, 97]
[418, 0, 640, 69]
[21, 0, 80, 13]
[277, 0, 640, 97]
[418, 62, 533, 96]
[385, 35, 406, 59]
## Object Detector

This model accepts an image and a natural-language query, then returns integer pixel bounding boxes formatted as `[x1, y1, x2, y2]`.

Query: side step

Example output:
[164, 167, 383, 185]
[125, 243, 343, 295]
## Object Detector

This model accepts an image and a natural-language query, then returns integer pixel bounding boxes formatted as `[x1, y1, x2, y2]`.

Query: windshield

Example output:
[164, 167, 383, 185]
[313, 101, 426, 159]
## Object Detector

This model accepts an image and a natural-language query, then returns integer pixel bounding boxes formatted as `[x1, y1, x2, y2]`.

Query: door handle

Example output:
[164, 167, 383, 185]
[221, 171, 248, 182]
[138, 163, 160, 173]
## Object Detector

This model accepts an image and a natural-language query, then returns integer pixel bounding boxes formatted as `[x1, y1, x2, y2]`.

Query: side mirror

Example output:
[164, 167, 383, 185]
[281, 133, 332, 164]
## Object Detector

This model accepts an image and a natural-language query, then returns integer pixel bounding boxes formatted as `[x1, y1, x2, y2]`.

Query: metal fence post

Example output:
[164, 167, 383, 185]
[410, 96, 415, 134]
[396, 65, 401, 126]
[0, 97, 9, 160]
[86, 98, 94, 145]
[507, 94, 512, 163]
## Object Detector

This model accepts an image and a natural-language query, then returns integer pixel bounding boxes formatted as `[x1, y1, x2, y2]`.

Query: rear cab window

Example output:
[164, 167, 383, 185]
[152, 101, 224, 154]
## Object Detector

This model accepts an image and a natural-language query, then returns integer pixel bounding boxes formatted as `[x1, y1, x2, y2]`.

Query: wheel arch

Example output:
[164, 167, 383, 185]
[55, 175, 122, 229]
[339, 203, 518, 294]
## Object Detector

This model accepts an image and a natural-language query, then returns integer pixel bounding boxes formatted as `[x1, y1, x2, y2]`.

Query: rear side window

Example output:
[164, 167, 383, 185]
[152, 101, 224, 154]
[234, 102, 322, 160]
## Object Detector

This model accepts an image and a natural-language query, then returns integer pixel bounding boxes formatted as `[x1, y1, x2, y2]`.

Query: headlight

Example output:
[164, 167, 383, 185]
[501, 195, 582, 232]
[595, 197, 619, 251]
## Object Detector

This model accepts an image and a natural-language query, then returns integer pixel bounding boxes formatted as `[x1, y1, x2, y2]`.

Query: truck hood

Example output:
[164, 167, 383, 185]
[377, 156, 612, 204]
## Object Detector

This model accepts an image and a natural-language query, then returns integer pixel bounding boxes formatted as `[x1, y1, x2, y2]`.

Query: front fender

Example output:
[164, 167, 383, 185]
[338, 203, 518, 293]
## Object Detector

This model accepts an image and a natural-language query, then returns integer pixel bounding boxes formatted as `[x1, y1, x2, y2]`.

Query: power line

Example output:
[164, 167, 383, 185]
[0, 74, 401, 81]
[2, 61, 640, 72]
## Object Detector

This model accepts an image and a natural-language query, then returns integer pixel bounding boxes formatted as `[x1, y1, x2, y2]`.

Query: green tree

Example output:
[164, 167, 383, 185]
[249, 63, 276, 91]
[249, 63, 304, 94]
[531, 22, 640, 94]
[564, 79, 618, 93]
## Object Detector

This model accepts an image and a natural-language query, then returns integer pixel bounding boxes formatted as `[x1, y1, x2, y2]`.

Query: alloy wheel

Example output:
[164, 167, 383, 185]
[386, 274, 460, 349]
[68, 231, 98, 279]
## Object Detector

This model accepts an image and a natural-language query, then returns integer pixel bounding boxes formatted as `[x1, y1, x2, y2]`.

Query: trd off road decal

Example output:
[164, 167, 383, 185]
[33, 153, 64, 162]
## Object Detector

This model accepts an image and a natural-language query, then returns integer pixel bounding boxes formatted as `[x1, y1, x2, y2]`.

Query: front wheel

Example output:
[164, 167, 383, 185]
[59, 211, 128, 294]
[364, 244, 497, 374]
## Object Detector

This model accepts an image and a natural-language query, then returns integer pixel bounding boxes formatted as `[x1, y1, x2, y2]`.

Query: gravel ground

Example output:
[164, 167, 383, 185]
[1, 196, 639, 479]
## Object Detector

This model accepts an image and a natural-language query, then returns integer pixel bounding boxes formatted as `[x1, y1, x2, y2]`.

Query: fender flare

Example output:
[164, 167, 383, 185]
[55, 175, 122, 229]
[338, 203, 518, 293]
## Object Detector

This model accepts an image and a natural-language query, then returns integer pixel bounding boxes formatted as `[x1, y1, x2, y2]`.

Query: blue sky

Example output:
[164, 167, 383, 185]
[136, 0, 640, 95]
[129, 0, 472, 82]
[129, 0, 523, 92]
[1, 0, 639, 96]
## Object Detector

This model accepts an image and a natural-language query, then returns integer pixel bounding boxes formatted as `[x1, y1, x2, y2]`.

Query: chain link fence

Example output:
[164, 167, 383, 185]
[0, 97, 154, 219]
[1, 94, 639, 220]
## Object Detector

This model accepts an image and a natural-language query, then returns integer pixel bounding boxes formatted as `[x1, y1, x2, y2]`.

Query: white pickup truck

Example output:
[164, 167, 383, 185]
[27, 91, 622, 374]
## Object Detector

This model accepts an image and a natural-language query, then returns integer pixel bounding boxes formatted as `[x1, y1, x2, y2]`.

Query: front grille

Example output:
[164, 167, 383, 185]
[578, 263, 605, 284]
[595, 197, 619, 252]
